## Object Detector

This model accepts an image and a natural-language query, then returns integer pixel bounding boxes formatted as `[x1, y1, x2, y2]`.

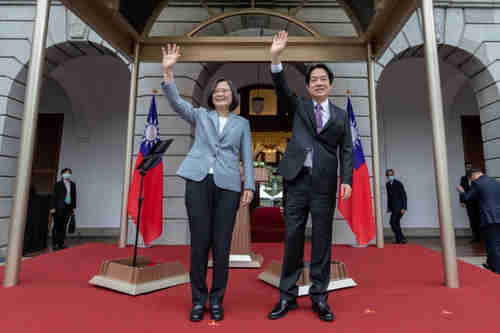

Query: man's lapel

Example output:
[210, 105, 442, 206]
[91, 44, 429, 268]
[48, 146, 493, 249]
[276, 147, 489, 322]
[300, 99, 317, 134]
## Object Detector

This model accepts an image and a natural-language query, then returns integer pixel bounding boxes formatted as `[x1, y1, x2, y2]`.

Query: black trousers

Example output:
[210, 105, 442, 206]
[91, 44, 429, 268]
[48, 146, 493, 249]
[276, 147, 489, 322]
[52, 205, 71, 247]
[465, 203, 481, 241]
[389, 211, 405, 242]
[484, 224, 500, 274]
[280, 168, 336, 303]
[185, 175, 241, 306]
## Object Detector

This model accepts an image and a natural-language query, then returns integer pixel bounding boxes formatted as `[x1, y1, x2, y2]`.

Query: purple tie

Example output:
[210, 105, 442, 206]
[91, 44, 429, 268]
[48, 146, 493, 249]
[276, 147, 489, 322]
[314, 104, 323, 134]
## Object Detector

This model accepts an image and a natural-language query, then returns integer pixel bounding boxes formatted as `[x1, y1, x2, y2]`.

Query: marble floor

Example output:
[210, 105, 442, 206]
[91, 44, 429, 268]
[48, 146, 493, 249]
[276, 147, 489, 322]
[410, 237, 488, 270]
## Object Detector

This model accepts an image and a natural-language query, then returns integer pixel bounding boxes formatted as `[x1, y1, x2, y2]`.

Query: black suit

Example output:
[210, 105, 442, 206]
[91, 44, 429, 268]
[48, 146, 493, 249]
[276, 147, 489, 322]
[50, 180, 76, 247]
[460, 175, 500, 273]
[386, 179, 407, 242]
[272, 69, 353, 303]
[459, 175, 481, 241]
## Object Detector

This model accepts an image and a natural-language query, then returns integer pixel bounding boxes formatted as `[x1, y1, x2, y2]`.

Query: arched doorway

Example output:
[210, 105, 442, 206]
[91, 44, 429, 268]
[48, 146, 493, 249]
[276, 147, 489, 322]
[6, 41, 130, 252]
[377, 44, 490, 239]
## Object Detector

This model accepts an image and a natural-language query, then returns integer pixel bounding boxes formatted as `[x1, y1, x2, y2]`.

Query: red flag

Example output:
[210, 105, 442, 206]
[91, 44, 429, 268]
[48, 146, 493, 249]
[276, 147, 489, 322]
[127, 96, 163, 245]
[337, 97, 375, 245]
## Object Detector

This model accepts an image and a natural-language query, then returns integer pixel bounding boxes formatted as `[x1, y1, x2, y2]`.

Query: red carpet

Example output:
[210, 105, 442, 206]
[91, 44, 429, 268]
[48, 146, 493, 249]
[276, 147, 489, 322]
[1, 243, 499, 332]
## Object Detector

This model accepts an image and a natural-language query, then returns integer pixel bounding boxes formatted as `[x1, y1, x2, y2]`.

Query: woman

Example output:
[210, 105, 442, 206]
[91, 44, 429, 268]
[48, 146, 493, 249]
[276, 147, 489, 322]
[161, 44, 255, 322]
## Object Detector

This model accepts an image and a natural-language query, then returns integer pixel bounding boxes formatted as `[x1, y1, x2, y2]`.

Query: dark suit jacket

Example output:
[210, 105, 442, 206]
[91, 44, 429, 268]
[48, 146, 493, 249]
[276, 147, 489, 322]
[459, 175, 472, 204]
[386, 179, 407, 213]
[460, 175, 500, 227]
[50, 180, 77, 213]
[271, 70, 353, 195]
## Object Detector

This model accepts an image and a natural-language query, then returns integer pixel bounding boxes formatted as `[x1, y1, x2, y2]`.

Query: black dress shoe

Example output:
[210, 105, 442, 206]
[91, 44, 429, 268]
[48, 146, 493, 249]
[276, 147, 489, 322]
[312, 301, 335, 322]
[59, 244, 67, 250]
[483, 263, 493, 271]
[189, 304, 205, 322]
[209, 304, 224, 321]
[268, 299, 298, 320]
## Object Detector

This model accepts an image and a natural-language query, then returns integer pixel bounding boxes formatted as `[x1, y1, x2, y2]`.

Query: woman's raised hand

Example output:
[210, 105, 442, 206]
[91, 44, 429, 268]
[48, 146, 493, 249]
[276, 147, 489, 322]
[161, 43, 181, 73]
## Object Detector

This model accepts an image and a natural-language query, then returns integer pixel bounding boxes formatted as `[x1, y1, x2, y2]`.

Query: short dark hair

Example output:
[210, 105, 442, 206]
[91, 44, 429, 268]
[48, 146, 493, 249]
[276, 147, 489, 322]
[471, 168, 483, 174]
[61, 168, 72, 174]
[386, 169, 394, 176]
[206, 78, 240, 112]
[465, 161, 472, 166]
[305, 63, 334, 85]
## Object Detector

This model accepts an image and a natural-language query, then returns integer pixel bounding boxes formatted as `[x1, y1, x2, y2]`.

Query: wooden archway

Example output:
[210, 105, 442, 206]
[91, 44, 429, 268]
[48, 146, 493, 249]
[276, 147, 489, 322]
[186, 8, 320, 37]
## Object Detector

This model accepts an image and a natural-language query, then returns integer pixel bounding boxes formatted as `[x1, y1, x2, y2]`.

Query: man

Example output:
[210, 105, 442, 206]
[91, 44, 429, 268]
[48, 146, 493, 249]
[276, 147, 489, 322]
[459, 162, 481, 243]
[385, 169, 408, 244]
[457, 169, 500, 274]
[49, 168, 76, 250]
[268, 31, 353, 322]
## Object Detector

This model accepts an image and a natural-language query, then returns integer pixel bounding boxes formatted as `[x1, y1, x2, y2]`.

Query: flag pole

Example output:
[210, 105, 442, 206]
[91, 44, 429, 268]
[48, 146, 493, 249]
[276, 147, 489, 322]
[132, 172, 146, 267]
[420, 0, 459, 288]
[119, 42, 141, 248]
[4, 0, 51, 287]
[367, 44, 384, 248]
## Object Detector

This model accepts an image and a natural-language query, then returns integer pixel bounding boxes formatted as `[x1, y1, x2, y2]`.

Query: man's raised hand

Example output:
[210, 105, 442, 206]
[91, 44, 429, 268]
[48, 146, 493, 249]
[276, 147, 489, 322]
[271, 31, 288, 60]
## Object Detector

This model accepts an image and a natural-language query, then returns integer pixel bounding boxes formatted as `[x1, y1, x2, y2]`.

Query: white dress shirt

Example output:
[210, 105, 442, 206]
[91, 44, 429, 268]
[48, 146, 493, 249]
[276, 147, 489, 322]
[271, 62, 330, 168]
[63, 179, 71, 204]
[208, 115, 228, 174]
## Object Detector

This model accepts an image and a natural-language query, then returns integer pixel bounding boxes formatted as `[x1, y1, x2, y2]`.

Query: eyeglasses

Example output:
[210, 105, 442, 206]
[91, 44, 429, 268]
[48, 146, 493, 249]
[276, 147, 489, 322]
[213, 88, 231, 94]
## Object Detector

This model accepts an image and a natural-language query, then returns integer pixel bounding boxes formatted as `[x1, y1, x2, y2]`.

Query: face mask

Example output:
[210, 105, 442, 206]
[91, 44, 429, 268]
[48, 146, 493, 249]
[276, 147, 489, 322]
[62, 173, 71, 179]
[387, 176, 394, 182]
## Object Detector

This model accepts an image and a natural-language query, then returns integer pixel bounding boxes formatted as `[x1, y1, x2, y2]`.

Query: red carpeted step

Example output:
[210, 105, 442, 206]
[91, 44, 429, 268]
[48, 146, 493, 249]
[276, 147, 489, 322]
[0, 243, 499, 332]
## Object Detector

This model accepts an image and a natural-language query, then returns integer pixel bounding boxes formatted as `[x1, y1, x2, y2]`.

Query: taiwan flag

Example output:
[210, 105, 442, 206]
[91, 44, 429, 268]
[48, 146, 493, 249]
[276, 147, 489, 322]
[337, 97, 374, 245]
[127, 96, 163, 245]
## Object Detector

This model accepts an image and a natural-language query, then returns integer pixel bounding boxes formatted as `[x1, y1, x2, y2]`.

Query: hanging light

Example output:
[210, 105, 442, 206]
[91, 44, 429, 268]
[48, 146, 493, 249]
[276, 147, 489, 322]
[252, 26, 265, 115]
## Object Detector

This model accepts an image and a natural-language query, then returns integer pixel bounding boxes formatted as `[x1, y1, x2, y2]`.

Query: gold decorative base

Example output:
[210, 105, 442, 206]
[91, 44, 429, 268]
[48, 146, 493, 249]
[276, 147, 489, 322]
[89, 256, 189, 295]
[208, 252, 264, 268]
[258, 260, 357, 296]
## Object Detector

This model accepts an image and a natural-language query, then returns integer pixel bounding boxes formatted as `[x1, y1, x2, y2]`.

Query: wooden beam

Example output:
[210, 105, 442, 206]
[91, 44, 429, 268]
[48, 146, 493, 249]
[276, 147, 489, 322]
[109, 9, 141, 41]
[336, 1, 365, 40]
[59, 0, 135, 56]
[140, 36, 366, 62]
[141, 0, 169, 38]
[367, 0, 418, 58]
[364, 0, 400, 40]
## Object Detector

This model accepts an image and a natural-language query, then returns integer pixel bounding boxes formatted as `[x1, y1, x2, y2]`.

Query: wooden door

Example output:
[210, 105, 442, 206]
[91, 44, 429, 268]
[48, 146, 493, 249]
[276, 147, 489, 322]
[31, 114, 64, 194]
[461, 115, 485, 172]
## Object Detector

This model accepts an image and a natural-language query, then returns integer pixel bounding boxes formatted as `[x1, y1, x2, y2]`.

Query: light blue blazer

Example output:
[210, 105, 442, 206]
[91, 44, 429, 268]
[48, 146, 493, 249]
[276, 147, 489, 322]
[162, 81, 255, 193]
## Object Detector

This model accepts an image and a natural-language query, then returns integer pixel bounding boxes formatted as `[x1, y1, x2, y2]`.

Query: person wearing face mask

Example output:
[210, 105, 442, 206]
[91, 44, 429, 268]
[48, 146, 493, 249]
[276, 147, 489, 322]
[457, 169, 500, 274]
[459, 162, 481, 243]
[49, 168, 76, 250]
[161, 44, 255, 322]
[385, 169, 408, 244]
